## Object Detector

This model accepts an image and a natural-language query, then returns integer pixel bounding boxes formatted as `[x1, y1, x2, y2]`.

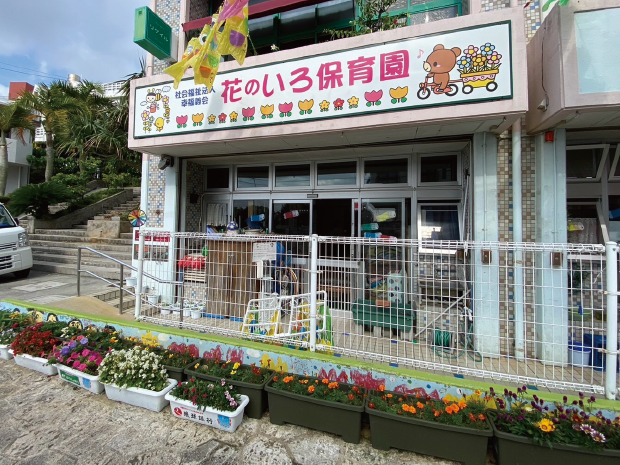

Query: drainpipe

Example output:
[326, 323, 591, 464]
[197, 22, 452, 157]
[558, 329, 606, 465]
[512, 118, 525, 361]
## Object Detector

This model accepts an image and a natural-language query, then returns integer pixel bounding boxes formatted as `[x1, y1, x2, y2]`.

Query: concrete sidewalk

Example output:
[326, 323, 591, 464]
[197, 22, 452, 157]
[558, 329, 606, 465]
[0, 358, 483, 465]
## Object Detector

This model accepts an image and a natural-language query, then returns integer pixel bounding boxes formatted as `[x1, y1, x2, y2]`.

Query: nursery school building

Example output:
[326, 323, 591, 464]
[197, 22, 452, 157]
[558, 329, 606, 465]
[126, 1, 620, 400]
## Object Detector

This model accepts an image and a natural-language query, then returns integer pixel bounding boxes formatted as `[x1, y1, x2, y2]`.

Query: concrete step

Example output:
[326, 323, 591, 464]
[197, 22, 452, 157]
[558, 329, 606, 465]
[34, 252, 132, 268]
[120, 233, 133, 240]
[29, 234, 132, 246]
[31, 240, 133, 254]
[73, 225, 88, 230]
[31, 245, 132, 260]
[34, 229, 87, 237]
[32, 261, 132, 279]
[103, 294, 136, 312]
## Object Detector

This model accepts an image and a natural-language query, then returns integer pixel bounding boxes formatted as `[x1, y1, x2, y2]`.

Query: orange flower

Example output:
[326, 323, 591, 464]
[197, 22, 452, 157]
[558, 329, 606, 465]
[409, 407, 417, 414]
[417, 402, 424, 409]
[328, 382, 338, 389]
[452, 404, 460, 413]
[445, 405, 454, 414]
[378, 385, 385, 392]
[315, 380, 319, 384]
[308, 385, 315, 394]
[458, 401, 467, 409]
[402, 404, 409, 412]
[442, 397, 450, 405]
[386, 394, 393, 398]
[478, 414, 486, 421]
[434, 410, 442, 417]
[322, 378, 329, 384]
[283, 376, 294, 383]
[398, 409, 403, 414]
[469, 413, 477, 422]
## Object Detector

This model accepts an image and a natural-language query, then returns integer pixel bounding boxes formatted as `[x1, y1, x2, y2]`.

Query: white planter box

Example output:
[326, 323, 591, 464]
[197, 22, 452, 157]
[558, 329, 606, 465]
[190, 309, 202, 319]
[103, 378, 176, 412]
[55, 364, 104, 394]
[0, 344, 13, 360]
[10, 350, 57, 376]
[165, 392, 249, 433]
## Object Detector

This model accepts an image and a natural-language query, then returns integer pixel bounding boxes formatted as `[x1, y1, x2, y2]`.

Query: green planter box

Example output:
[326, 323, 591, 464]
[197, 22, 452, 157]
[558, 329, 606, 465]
[366, 399, 492, 465]
[184, 362, 272, 420]
[351, 299, 414, 329]
[265, 376, 364, 443]
[490, 417, 620, 465]
[164, 359, 200, 383]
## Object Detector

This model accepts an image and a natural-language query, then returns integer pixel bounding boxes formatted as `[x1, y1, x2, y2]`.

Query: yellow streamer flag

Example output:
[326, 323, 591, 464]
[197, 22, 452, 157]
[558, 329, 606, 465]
[188, 22, 221, 90]
[164, 37, 201, 89]
[217, 5, 249, 66]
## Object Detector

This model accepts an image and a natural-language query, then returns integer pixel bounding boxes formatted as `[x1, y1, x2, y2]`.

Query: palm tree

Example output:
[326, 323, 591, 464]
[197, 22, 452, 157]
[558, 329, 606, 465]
[0, 101, 36, 196]
[18, 81, 78, 182]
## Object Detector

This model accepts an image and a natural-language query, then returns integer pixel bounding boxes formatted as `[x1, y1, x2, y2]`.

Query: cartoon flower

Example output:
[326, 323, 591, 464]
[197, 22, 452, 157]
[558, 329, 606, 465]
[207, 114, 216, 124]
[465, 45, 478, 56]
[389, 87, 408, 103]
[242, 107, 255, 120]
[162, 96, 169, 103]
[298, 99, 314, 114]
[278, 102, 293, 116]
[192, 113, 204, 126]
[229, 111, 238, 122]
[348, 96, 359, 108]
[319, 100, 330, 111]
[333, 98, 344, 110]
[260, 104, 274, 118]
[218, 112, 227, 123]
[480, 42, 495, 56]
[141, 110, 150, 121]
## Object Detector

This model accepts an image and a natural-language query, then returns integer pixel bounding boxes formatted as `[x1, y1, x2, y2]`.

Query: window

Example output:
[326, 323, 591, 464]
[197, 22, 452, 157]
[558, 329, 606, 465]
[0, 205, 16, 228]
[206, 167, 230, 189]
[419, 204, 460, 241]
[387, 0, 461, 26]
[566, 145, 609, 182]
[233, 199, 269, 230]
[364, 159, 408, 185]
[567, 203, 606, 244]
[275, 164, 311, 187]
[420, 154, 458, 184]
[608, 145, 620, 179]
[317, 161, 357, 186]
[237, 166, 269, 188]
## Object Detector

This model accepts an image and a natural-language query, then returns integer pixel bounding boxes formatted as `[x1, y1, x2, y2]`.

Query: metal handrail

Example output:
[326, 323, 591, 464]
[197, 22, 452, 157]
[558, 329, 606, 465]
[76, 246, 182, 315]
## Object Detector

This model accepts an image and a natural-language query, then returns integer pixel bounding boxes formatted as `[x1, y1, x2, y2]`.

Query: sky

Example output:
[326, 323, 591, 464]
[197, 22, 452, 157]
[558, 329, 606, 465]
[0, 0, 147, 99]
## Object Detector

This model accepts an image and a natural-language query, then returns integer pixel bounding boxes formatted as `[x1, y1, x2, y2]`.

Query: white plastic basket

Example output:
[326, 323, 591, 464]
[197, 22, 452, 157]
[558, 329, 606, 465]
[56, 365, 104, 394]
[165, 392, 249, 432]
[103, 378, 176, 412]
[10, 350, 58, 376]
[0, 344, 13, 360]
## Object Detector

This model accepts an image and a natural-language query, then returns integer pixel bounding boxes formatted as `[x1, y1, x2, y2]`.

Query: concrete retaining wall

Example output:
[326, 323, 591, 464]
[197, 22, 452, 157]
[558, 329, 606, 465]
[24, 188, 135, 233]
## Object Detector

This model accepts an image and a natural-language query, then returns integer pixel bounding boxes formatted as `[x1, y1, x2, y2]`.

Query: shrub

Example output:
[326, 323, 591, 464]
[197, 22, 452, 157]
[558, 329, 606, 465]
[98, 346, 169, 391]
[8, 182, 74, 218]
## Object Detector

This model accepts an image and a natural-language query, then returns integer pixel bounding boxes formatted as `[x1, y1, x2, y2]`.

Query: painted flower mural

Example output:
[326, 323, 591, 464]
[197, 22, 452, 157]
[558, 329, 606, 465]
[319, 100, 330, 112]
[242, 107, 255, 121]
[176, 115, 188, 128]
[192, 113, 204, 127]
[229, 111, 238, 122]
[298, 99, 314, 115]
[365, 90, 383, 107]
[333, 98, 344, 111]
[260, 104, 275, 119]
[348, 96, 359, 109]
[208, 114, 216, 124]
[389, 87, 408, 104]
[218, 112, 227, 123]
[278, 102, 293, 117]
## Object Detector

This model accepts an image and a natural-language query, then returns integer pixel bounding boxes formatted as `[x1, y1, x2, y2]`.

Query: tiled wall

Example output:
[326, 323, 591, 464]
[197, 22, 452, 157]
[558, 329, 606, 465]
[146, 155, 166, 228]
[185, 161, 205, 232]
[188, 0, 209, 21]
[153, 0, 182, 76]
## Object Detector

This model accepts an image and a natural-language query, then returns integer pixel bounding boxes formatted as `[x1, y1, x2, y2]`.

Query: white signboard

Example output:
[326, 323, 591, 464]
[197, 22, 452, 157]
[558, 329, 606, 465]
[252, 242, 277, 262]
[134, 22, 512, 139]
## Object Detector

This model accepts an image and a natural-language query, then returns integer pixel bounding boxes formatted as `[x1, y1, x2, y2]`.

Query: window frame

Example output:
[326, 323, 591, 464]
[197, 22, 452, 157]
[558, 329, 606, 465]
[567, 201, 609, 244]
[362, 157, 410, 187]
[235, 164, 271, 190]
[417, 202, 462, 252]
[273, 162, 313, 190]
[607, 144, 620, 181]
[205, 166, 232, 192]
[315, 159, 359, 189]
[417, 152, 461, 187]
[566, 144, 610, 183]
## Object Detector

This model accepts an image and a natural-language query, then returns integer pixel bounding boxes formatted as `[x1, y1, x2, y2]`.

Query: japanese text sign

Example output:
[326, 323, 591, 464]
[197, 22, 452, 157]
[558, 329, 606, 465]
[134, 7, 173, 60]
[133, 22, 512, 138]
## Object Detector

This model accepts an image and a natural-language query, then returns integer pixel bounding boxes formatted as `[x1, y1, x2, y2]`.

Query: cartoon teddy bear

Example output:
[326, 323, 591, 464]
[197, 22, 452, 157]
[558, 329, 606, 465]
[423, 44, 462, 93]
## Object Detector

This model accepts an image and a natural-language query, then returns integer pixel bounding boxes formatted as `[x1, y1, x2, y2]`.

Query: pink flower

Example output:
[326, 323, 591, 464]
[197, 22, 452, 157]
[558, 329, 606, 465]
[176, 115, 188, 125]
[278, 102, 293, 113]
[78, 363, 87, 371]
[242, 107, 255, 118]
[70, 353, 79, 360]
[88, 355, 97, 363]
[82, 349, 90, 357]
[364, 90, 383, 103]
[73, 360, 81, 368]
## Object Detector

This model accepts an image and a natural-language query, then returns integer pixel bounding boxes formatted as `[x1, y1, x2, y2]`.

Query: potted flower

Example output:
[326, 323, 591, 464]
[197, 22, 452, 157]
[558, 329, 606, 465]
[98, 347, 176, 412]
[0, 311, 30, 360]
[489, 387, 620, 465]
[160, 346, 200, 383]
[47, 336, 106, 394]
[165, 378, 249, 432]
[366, 386, 492, 465]
[9, 322, 59, 375]
[265, 373, 365, 443]
[185, 358, 273, 419]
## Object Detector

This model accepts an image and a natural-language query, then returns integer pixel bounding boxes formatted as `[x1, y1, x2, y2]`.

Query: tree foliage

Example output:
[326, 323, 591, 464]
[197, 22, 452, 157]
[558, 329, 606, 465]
[0, 101, 36, 196]
[8, 181, 74, 219]
[325, 0, 408, 39]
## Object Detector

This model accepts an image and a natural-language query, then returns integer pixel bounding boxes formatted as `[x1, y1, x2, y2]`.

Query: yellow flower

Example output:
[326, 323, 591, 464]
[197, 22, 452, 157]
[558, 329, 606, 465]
[169, 354, 174, 359]
[348, 96, 359, 106]
[319, 100, 330, 110]
[537, 419, 555, 433]
[389, 87, 408, 100]
[194, 363, 200, 369]
[298, 99, 314, 112]
[229, 111, 238, 121]
[208, 114, 216, 123]
[230, 370, 237, 375]
[233, 362, 240, 370]
[260, 104, 274, 116]
[475, 390, 481, 396]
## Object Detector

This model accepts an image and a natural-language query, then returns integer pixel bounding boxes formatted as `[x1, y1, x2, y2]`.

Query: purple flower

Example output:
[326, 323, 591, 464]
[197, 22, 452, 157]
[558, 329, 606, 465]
[80, 338, 88, 345]
[563, 396, 568, 403]
[221, 379, 226, 386]
[589, 396, 596, 403]
[60, 347, 70, 356]
[69, 341, 77, 349]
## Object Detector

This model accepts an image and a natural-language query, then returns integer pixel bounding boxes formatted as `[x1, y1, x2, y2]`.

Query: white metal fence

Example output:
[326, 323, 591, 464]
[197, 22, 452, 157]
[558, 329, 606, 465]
[133, 231, 619, 399]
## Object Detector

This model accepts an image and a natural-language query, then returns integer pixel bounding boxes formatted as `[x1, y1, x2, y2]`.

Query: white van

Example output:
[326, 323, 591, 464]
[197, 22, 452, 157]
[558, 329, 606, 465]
[0, 203, 32, 279]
